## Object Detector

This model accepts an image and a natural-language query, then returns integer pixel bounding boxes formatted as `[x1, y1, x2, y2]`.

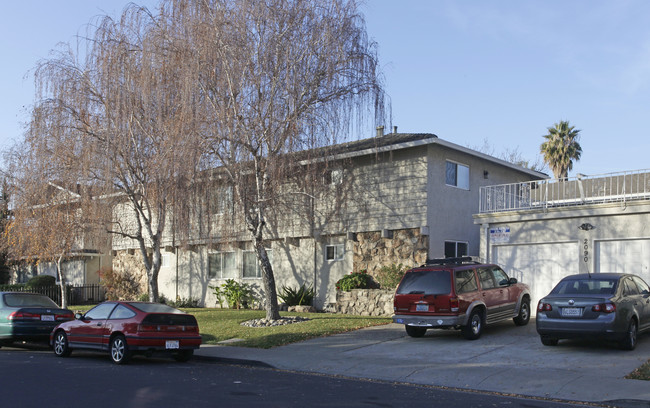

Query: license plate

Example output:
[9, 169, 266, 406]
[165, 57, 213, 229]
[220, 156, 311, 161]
[561, 307, 582, 317]
[41, 315, 55, 321]
[416, 304, 429, 312]
[165, 340, 179, 349]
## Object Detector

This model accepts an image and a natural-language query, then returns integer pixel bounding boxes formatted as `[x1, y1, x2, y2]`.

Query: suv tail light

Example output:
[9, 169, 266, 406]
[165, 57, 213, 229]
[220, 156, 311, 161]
[449, 297, 459, 312]
[592, 303, 616, 313]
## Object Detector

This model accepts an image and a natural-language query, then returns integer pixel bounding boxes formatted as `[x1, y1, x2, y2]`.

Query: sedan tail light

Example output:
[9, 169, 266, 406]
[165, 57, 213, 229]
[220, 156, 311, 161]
[8, 311, 41, 321]
[592, 303, 616, 313]
[138, 324, 198, 333]
[537, 302, 552, 312]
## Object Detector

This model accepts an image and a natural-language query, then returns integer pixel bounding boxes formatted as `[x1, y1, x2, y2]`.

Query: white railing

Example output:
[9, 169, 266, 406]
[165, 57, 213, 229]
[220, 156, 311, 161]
[479, 169, 650, 213]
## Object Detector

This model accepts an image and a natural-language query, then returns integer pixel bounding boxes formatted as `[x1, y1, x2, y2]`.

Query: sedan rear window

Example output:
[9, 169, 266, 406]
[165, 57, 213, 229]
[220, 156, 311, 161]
[3, 293, 59, 308]
[396, 270, 451, 295]
[551, 279, 618, 295]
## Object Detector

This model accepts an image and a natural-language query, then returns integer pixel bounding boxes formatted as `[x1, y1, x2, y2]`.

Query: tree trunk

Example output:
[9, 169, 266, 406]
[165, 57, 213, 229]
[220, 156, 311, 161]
[255, 241, 281, 321]
[56, 255, 67, 308]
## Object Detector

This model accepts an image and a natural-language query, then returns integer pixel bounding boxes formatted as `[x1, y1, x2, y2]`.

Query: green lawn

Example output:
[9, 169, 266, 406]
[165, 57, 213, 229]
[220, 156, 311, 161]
[71, 305, 391, 349]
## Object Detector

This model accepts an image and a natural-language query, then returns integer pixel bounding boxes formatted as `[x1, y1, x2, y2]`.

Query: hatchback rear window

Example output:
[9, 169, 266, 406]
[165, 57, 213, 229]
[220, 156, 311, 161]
[127, 302, 185, 314]
[396, 270, 452, 295]
[551, 279, 617, 295]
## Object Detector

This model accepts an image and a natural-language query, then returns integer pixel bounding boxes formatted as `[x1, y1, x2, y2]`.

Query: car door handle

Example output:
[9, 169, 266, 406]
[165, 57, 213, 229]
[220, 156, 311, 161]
[96, 323, 102, 327]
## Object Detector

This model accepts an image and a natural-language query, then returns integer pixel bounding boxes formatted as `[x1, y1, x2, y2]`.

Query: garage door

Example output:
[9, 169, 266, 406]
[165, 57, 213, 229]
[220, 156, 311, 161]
[492, 242, 579, 307]
[596, 239, 650, 284]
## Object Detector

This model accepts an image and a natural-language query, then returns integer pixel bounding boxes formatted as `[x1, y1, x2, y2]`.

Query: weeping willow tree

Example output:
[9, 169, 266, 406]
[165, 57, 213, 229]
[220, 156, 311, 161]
[169, 0, 386, 319]
[11, 4, 200, 302]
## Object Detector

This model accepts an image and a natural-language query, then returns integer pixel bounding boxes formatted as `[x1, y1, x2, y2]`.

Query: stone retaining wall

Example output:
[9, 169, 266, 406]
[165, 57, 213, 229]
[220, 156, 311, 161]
[335, 289, 394, 316]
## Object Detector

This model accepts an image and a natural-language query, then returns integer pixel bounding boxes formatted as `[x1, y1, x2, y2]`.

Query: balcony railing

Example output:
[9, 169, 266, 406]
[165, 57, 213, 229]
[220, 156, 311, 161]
[479, 169, 650, 214]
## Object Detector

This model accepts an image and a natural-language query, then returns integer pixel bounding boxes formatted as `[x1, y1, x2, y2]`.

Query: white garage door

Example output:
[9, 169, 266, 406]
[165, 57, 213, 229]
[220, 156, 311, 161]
[492, 242, 579, 307]
[596, 239, 650, 284]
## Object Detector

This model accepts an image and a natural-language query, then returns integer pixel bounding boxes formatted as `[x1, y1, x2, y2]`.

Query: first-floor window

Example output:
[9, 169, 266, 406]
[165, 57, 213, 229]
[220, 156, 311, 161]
[326, 244, 345, 261]
[445, 241, 468, 258]
[161, 254, 171, 268]
[208, 252, 237, 279]
[243, 250, 272, 278]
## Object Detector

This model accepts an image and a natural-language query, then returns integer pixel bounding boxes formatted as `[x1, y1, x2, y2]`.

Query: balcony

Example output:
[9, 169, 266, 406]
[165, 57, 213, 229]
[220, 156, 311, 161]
[479, 169, 650, 214]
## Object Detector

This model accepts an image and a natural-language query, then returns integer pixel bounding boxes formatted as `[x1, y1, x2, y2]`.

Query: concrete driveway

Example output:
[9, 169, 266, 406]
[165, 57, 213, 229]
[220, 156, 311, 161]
[196, 319, 650, 405]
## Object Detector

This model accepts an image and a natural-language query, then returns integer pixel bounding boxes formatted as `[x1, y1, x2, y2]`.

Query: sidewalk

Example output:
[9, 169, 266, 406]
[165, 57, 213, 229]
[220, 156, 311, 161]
[195, 321, 650, 406]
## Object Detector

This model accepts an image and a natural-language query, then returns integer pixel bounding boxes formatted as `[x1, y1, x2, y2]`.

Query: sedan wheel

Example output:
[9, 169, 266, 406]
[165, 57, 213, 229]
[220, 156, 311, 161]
[53, 331, 71, 357]
[620, 319, 638, 351]
[110, 335, 132, 364]
[540, 336, 559, 346]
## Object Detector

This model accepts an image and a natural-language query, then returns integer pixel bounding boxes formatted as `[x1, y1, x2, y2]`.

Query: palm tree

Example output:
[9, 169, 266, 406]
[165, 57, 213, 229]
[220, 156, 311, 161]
[540, 120, 582, 180]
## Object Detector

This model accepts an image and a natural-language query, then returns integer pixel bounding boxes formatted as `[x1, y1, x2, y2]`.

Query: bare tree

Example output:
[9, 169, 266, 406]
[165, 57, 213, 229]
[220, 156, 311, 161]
[166, 0, 385, 319]
[15, 4, 200, 302]
[2, 139, 93, 308]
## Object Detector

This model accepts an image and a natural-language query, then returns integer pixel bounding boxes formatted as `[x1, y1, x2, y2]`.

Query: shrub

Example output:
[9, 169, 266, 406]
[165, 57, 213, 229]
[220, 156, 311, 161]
[211, 279, 253, 309]
[375, 263, 406, 289]
[99, 267, 141, 301]
[336, 270, 371, 291]
[25, 274, 56, 288]
[278, 284, 314, 306]
[168, 297, 201, 308]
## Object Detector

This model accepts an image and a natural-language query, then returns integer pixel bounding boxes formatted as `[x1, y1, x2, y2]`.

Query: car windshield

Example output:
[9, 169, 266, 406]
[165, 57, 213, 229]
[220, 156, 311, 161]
[127, 302, 185, 314]
[396, 270, 451, 295]
[550, 278, 618, 295]
[3, 293, 59, 308]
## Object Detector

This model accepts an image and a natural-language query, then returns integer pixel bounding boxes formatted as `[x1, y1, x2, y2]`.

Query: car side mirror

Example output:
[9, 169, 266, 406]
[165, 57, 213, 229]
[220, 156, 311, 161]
[508, 277, 518, 285]
[75, 312, 84, 320]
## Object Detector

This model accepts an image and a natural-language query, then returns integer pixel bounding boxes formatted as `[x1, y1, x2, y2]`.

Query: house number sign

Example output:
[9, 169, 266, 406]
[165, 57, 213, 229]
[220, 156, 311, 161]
[583, 238, 589, 263]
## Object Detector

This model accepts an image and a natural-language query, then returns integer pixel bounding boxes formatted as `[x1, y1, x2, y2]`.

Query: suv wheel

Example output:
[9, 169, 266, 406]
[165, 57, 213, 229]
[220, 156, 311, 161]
[405, 326, 427, 338]
[513, 298, 530, 326]
[461, 309, 483, 340]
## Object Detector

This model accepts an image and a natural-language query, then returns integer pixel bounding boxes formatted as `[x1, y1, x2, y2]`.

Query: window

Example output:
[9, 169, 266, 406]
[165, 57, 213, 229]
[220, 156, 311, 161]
[84, 303, 117, 320]
[324, 169, 343, 185]
[210, 185, 233, 215]
[454, 270, 478, 294]
[243, 250, 272, 278]
[478, 268, 496, 290]
[492, 268, 510, 287]
[326, 244, 345, 261]
[444, 241, 468, 258]
[109, 304, 136, 320]
[161, 254, 171, 268]
[446, 161, 469, 190]
[208, 252, 237, 279]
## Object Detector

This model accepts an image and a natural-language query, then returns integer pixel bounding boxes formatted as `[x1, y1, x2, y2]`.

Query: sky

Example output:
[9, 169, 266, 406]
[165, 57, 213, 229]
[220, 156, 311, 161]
[1, 0, 649, 177]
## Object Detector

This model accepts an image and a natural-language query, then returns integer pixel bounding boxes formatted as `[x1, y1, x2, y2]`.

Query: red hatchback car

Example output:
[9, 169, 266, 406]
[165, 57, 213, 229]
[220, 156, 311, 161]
[50, 301, 201, 364]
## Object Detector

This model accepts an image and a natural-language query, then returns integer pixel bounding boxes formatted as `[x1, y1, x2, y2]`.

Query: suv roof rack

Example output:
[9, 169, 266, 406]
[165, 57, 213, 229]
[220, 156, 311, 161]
[423, 256, 479, 266]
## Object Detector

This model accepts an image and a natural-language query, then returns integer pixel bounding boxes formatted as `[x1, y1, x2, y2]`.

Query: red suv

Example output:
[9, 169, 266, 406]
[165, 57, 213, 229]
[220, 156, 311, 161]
[393, 257, 531, 340]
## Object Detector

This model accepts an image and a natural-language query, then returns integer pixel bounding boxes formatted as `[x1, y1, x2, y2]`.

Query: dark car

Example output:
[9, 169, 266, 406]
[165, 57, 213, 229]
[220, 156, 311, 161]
[393, 257, 531, 340]
[0, 292, 73, 346]
[51, 301, 202, 364]
[536, 273, 650, 350]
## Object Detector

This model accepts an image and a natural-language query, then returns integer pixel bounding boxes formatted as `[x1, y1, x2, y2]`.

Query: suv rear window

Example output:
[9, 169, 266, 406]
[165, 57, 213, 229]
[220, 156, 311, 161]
[396, 270, 451, 295]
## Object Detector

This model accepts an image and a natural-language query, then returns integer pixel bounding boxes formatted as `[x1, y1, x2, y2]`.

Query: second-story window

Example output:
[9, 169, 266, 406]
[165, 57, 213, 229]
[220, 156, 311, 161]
[446, 161, 469, 190]
[210, 185, 233, 215]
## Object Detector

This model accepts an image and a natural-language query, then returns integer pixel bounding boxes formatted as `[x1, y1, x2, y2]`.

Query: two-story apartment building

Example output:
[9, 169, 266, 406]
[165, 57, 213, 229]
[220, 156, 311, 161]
[474, 170, 650, 306]
[113, 129, 546, 309]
